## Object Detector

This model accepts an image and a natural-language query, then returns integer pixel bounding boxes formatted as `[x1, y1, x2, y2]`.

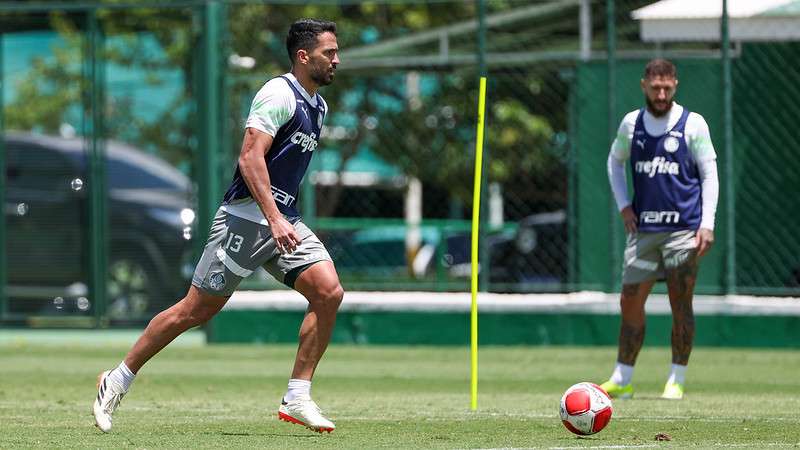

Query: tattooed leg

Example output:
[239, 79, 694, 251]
[665, 252, 699, 365]
[617, 279, 656, 365]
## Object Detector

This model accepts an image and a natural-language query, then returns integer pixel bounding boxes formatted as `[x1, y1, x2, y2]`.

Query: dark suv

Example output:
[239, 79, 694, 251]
[4, 132, 195, 320]
[486, 210, 567, 290]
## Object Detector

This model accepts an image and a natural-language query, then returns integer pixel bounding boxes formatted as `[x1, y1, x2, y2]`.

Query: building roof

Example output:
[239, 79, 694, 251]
[632, 0, 800, 42]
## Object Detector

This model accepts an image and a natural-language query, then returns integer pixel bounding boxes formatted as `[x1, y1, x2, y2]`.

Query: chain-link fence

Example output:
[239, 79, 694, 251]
[1, 0, 799, 324]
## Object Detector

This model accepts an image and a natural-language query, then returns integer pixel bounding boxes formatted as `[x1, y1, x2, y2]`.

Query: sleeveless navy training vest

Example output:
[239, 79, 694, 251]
[630, 107, 702, 232]
[223, 76, 326, 219]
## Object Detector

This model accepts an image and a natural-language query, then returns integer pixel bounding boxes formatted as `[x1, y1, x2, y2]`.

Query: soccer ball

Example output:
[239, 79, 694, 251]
[559, 382, 613, 435]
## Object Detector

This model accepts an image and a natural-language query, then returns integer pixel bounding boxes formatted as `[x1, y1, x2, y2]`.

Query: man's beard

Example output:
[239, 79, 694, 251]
[310, 66, 334, 86]
[646, 96, 672, 117]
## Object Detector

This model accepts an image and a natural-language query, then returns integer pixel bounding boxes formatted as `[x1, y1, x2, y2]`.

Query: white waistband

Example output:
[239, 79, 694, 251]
[220, 199, 268, 225]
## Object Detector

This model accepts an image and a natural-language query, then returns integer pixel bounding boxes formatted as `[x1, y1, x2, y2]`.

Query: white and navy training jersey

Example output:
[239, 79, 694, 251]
[628, 107, 700, 232]
[609, 103, 718, 232]
[222, 73, 327, 221]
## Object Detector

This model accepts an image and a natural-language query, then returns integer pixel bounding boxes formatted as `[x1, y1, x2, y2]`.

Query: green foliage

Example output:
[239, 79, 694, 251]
[2, 1, 566, 214]
[5, 12, 84, 133]
[488, 98, 557, 181]
[3, 6, 197, 167]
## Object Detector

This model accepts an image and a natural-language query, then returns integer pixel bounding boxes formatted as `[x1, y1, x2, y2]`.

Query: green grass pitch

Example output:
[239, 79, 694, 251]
[1, 341, 799, 448]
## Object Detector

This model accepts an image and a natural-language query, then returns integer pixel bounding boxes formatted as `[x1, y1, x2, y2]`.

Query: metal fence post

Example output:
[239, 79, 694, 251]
[218, 0, 232, 201]
[565, 68, 577, 290]
[606, 0, 619, 292]
[86, 9, 108, 325]
[721, 0, 736, 294]
[0, 32, 6, 320]
[476, 0, 490, 292]
[195, 1, 223, 255]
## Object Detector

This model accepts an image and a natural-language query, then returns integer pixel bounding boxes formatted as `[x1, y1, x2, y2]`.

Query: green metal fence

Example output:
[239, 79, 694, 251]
[1, 0, 798, 325]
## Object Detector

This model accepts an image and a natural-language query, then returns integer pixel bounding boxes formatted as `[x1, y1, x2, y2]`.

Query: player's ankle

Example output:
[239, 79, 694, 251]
[284, 378, 311, 402]
[107, 361, 136, 392]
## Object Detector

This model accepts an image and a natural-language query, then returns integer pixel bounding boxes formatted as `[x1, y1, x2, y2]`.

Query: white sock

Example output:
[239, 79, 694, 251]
[284, 379, 311, 402]
[610, 362, 634, 386]
[108, 361, 136, 392]
[666, 363, 687, 385]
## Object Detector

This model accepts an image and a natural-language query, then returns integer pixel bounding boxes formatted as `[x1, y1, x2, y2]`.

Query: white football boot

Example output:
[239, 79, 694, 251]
[93, 370, 126, 432]
[278, 395, 335, 433]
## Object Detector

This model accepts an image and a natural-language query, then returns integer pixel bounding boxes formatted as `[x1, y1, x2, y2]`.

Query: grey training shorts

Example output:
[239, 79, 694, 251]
[621, 229, 697, 284]
[192, 208, 332, 297]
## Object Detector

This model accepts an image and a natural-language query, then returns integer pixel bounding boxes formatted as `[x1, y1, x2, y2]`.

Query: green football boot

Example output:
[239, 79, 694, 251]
[661, 381, 684, 400]
[599, 380, 634, 399]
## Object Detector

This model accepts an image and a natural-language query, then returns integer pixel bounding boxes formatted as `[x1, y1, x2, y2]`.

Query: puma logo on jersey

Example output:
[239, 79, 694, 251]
[290, 131, 318, 152]
[635, 139, 645, 149]
[635, 156, 679, 177]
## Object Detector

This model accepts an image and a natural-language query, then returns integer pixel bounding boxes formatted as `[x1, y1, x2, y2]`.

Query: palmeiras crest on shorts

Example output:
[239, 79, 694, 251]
[209, 272, 226, 290]
[664, 136, 680, 153]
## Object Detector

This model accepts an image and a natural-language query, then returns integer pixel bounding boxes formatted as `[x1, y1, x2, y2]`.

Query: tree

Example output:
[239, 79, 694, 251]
[3, 1, 568, 219]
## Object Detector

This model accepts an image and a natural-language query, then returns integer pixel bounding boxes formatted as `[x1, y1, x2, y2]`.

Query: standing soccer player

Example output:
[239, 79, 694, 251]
[93, 19, 342, 432]
[599, 59, 719, 400]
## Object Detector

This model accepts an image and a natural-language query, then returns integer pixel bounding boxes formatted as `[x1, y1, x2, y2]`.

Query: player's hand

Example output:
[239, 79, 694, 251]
[696, 228, 714, 257]
[268, 214, 300, 254]
[620, 206, 637, 234]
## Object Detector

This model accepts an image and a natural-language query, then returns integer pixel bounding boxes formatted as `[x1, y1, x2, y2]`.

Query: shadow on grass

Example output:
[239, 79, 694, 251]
[215, 431, 324, 438]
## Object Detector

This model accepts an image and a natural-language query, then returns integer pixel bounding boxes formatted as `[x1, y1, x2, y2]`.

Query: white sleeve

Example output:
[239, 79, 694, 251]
[610, 111, 637, 161]
[319, 95, 328, 127]
[607, 152, 630, 211]
[698, 158, 719, 231]
[687, 113, 717, 162]
[607, 113, 636, 211]
[245, 78, 295, 136]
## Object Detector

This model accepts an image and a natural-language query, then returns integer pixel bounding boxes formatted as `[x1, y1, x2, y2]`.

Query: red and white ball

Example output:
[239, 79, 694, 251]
[559, 382, 613, 435]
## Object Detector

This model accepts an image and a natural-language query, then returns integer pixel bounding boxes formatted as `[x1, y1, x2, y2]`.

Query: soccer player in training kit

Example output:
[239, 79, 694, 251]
[93, 19, 343, 432]
[600, 59, 719, 400]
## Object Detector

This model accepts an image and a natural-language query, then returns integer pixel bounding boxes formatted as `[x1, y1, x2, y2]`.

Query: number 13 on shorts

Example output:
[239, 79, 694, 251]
[225, 233, 244, 253]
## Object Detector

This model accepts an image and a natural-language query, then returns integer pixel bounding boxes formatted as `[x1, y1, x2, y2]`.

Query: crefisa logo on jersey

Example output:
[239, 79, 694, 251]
[635, 156, 680, 177]
[291, 131, 319, 152]
[663, 136, 680, 153]
[209, 272, 226, 290]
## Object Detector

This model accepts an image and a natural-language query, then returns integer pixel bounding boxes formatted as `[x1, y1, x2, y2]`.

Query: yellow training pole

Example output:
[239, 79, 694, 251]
[470, 76, 487, 411]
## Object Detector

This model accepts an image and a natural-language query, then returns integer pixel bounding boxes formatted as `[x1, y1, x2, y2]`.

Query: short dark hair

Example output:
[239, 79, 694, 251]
[286, 19, 337, 63]
[644, 58, 676, 79]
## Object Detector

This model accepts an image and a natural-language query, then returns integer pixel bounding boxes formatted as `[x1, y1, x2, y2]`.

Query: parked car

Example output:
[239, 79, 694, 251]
[440, 210, 567, 290]
[4, 132, 195, 320]
[327, 225, 443, 278]
[486, 210, 567, 289]
[325, 209, 567, 291]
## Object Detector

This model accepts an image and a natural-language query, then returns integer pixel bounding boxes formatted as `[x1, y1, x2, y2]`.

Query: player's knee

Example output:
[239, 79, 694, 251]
[167, 302, 215, 328]
[159, 307, 191, 330]
[311, 284, 343, 312]
[621, 317, 645, 331]
[189, 306, 218, 325]
[672, 314, 696, 330]
[620, 302, 646, 323]
[322, 284, 343, 309]
[329, 284, 344, 308]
